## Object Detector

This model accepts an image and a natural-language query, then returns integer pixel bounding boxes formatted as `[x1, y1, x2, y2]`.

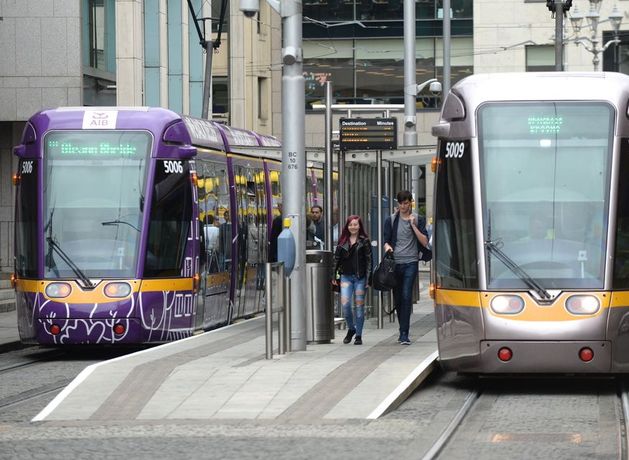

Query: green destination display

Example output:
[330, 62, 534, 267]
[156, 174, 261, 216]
[528, 116, 563, 135]
[45, 131, 151, 158]
[47, 140, 138, 156]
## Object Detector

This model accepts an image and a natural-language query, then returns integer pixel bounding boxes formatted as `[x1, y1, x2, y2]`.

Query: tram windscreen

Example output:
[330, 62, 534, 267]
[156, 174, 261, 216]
[479, 102, 613, 290]
[43, 130, 151, 278]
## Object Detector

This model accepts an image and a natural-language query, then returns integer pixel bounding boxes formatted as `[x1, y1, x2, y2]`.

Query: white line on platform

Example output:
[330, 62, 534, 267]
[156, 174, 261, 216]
[367, 350, 439, 420]
[32, 316, 264, 422]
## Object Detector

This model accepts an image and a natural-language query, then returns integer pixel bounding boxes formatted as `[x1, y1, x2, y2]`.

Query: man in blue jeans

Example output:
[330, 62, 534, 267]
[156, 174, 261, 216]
[383, 190, 429, 345]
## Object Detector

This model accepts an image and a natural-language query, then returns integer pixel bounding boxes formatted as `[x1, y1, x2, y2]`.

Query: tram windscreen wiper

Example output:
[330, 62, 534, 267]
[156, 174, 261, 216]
[102, 220, 140, 232]
[46, 237, 94, 288]
[485, 239, 551, 300]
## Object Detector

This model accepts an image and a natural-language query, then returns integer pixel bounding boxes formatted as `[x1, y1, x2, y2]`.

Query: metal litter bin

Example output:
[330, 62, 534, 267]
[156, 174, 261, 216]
[305, 249, 334, 343]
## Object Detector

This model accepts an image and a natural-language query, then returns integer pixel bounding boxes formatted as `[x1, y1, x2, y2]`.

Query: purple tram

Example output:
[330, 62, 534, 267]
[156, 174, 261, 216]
[12, 107, 283, 345]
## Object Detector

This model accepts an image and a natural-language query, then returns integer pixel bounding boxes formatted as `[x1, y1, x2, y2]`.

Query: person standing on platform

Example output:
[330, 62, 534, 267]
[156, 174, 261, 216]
[311, 205, 325, 242]
[269, 204, 283, 263]
[332, 215, 372, 345]
[383, 190, 429, 345]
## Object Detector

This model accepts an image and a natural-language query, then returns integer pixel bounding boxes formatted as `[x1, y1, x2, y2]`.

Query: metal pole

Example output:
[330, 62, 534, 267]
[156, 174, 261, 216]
[265, 263, 273, 359]
[403, 0, 419, 203]
[554, 0, 565, 71]
[339, 151, 346, 242]
[278, 263, 285, 354]
[281, 0, 307, 351]
[202, 40, 214, 119]
[443, 0, 451, 95]
[388, 162, 395, 323]
[324, 81, 333, 251]
[592, 26, 600, 71]
[403, 0, 416, 148]
[377, 149, 383, 329]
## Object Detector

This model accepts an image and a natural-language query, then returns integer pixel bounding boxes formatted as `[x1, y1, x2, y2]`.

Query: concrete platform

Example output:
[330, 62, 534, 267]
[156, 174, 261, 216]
[34, 295, 438, 422]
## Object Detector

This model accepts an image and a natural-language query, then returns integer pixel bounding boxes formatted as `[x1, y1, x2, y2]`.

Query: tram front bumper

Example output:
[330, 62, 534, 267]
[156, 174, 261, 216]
[474, 340, 612, 373]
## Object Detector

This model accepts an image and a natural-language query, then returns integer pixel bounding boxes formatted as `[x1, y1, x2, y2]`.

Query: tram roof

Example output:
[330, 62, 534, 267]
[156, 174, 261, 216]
[451, 72, 629, 105]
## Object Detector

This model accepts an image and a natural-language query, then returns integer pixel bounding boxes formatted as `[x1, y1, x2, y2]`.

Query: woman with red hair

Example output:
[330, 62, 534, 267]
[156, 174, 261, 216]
[332, 215, 372, 345]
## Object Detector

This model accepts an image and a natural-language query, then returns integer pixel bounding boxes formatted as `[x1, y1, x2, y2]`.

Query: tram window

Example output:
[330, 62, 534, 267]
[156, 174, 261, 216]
[15, 160, 38, 278]
[435, 139, 478, 289]
[614, 140, 629, 288]
[144, 160, 192, 277]
[198, 161, 230, 274]
[479, 102, 612, 289]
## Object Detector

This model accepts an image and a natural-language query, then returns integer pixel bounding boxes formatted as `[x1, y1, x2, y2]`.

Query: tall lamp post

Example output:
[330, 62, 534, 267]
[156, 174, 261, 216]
[569, 1, 623, 71]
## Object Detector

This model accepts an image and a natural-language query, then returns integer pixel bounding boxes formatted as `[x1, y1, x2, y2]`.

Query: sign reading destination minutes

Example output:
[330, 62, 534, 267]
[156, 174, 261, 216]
[339, 118, 398, 151]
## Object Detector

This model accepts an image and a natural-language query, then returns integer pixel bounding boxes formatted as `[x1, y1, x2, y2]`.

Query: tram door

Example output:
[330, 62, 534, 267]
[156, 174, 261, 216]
[234, 160, 267, 318]
[196, 159, 232, 329]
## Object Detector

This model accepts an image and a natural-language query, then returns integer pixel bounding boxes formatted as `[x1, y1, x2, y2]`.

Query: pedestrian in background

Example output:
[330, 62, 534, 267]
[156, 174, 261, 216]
[383, 190, 429, 345]
[333, 215, 372, 345]
[310, 205, 325, 242]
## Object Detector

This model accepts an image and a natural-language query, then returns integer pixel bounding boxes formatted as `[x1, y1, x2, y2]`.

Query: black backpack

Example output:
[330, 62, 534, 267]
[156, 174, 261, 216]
[372, 252, 398, 291]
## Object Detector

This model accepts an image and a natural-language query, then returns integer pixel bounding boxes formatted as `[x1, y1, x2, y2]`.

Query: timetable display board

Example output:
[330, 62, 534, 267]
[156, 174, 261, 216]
[339, 118, 398, 151]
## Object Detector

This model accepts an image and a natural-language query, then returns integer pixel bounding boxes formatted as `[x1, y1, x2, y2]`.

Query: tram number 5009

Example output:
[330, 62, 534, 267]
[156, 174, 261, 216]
[444, 142, 465, 159]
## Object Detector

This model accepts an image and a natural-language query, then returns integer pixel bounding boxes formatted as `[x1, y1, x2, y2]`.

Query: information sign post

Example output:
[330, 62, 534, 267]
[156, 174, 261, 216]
[339, 118, 398, 151]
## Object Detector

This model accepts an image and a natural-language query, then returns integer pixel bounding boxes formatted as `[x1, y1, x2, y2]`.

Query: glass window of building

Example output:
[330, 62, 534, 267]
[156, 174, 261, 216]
[213, 77, 230, 119]
[305, 0, 472, 20]
[304, 40, 354, 108]
[82, 0, 116, 105]
[212, 0, 229, 33]
[526, 45, 555, 71]
[258, 77, 269, 120]
[303, 37, 472, 109]
[88, 0, 105, 69]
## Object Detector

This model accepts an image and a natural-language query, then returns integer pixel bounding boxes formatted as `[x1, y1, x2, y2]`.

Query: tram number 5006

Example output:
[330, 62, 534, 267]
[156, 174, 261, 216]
[164, 160, 184, 174]
[444, 142, 465, 159]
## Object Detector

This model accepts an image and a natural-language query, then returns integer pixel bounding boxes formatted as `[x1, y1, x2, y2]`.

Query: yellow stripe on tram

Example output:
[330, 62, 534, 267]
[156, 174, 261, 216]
[140, 278, 194, 292]
[435, 289, 482, 307]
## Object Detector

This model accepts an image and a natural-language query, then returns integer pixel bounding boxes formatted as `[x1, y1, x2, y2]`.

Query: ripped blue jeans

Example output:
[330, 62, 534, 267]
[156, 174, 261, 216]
[340, 274, 367, 336]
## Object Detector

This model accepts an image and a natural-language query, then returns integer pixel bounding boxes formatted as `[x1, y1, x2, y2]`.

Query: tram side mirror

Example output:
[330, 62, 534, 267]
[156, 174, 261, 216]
[13, 145, 26, 158]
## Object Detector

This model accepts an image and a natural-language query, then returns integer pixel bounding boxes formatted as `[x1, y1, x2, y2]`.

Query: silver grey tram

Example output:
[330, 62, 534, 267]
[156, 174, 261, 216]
[431, 72, 629, 373]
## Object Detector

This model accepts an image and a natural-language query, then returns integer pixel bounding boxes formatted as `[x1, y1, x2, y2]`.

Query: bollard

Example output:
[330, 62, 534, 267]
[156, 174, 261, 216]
[285, 278, 291, 353]
[265, 263, 273, 359]
[277, 264, 285, 355]
[265, 262, 290, 359]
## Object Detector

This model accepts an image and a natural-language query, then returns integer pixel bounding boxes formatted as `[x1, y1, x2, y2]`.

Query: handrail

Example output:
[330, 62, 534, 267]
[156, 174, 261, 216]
[265, 262, 290, 359]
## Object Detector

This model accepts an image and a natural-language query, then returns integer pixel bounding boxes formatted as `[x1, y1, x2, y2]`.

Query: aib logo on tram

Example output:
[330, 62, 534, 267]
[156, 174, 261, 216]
[82, 110, 118, 130]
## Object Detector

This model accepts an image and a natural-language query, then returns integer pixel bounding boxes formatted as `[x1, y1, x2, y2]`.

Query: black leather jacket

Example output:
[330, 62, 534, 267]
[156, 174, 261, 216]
[333, 237, 372, 279]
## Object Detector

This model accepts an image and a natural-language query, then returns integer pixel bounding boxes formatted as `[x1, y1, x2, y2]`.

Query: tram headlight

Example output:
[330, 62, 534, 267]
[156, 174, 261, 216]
[565, 295, 600, 315]
[490, 295, 524, 314]
[45, 282, 72, 299]
[104, 282, 132, 298]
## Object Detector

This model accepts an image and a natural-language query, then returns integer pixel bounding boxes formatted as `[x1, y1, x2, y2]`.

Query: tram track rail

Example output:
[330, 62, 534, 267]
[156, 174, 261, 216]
[420, 389, 481, 460]
[415, 376, 629, 460]
[0, 349, 66, 374]
[0, 346, 139, 419]
[0, 379, 72, 413]
[619, 381, 629, 460]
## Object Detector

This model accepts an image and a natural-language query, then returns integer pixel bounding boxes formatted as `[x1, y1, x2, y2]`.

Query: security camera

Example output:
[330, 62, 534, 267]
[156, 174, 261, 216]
[429, 81, 442, 95]
[240, 0, 259, 17]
